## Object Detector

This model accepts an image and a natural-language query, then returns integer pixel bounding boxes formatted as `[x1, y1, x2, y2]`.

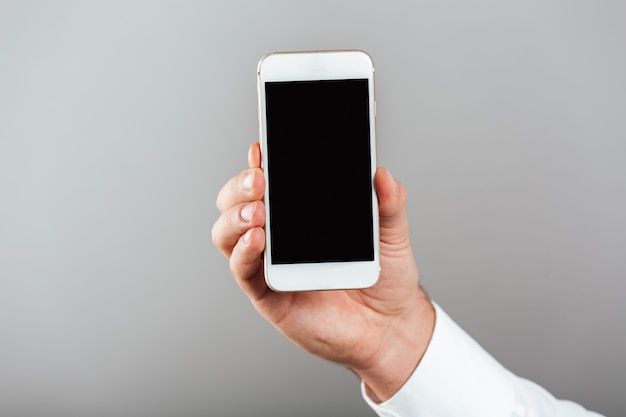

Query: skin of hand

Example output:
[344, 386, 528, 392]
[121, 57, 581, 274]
[212, 142, 436, 401]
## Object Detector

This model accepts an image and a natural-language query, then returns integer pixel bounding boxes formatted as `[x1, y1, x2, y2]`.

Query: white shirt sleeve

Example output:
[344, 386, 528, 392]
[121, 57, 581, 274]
[362, 303, 604, 417]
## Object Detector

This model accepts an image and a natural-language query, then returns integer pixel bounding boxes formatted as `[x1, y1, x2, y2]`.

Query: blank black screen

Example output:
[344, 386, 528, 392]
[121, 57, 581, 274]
[265, 79, 374, 264]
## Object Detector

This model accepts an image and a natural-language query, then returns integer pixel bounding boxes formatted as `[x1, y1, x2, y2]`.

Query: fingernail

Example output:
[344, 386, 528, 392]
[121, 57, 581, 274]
[242, 228, 253, 245]
[241, 202, 255, 222]
[387, 169, 399, 196]
[242, 171, 254, 192]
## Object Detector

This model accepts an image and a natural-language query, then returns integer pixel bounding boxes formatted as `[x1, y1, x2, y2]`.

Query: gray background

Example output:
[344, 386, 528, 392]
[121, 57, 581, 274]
[1, 1, 624, 416]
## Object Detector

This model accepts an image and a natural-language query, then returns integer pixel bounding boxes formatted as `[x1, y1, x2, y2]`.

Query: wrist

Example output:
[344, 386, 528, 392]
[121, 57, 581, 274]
[351, 288, 436, 402]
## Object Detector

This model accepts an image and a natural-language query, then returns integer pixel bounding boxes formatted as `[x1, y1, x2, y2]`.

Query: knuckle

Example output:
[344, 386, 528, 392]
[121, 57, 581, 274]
[229, 256, 241, 278]
[216, 186, 229, 213]
[211, 219, 223, 249]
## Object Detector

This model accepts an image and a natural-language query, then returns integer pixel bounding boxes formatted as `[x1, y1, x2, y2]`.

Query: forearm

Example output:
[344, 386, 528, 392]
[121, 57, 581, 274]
[362, 303, 605, 417]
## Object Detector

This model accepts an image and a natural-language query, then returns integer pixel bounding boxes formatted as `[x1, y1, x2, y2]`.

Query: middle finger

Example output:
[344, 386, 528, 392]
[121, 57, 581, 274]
[216, 167, 265, 213]
[212, 200, 266, 257]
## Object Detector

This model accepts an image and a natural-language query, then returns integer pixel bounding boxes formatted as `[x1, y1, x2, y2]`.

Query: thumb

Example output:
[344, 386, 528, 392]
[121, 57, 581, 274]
[374, 167, 410, 243]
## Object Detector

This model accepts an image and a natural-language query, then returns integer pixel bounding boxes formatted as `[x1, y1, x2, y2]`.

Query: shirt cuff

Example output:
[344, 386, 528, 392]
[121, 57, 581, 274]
[362, 302, 516, 417]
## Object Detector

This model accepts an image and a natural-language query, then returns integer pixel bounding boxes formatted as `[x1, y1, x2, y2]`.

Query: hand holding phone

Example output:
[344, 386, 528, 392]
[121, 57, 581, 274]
[212, 51, 431, 401]
[212, 140, 431, 402]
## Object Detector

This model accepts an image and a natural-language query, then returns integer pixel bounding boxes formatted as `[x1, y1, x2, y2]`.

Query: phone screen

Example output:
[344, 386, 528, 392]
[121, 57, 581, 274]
[265, 79, 374, 265]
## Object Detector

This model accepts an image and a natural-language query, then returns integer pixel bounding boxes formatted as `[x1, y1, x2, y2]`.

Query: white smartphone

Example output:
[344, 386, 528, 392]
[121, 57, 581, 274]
[257, 50, 380, 292]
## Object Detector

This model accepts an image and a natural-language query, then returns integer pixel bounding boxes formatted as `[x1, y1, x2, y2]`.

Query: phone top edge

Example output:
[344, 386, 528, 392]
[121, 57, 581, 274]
[257, 50, 374, 76]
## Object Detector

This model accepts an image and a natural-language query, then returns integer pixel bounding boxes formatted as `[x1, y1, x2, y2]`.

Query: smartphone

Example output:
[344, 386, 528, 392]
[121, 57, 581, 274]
[257, 50, 379, 292]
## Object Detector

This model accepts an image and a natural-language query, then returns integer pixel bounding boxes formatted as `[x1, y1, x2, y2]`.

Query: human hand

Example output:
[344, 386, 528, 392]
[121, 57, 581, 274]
[212, 142, 435, 401]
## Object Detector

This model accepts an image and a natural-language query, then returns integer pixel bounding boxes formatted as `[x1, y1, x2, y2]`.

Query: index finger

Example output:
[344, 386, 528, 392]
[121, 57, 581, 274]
[248, 141, 262, 169]
[216, 142, 263, 214]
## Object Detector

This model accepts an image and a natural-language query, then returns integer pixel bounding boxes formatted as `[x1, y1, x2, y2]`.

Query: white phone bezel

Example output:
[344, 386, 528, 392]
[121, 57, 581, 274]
[257, 50, 379, 292]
